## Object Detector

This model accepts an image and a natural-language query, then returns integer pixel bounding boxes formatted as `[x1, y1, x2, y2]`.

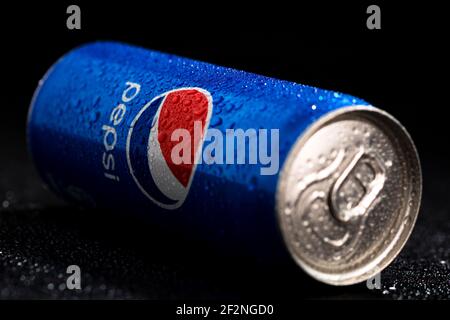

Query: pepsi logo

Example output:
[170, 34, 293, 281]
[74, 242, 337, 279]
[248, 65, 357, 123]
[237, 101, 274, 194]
[126, 88, 213, 209]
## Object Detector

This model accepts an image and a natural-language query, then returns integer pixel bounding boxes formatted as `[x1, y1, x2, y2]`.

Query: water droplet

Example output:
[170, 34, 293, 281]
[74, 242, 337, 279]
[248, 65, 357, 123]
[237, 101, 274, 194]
[89, 111, 100, 123]
[318, 155, 326, 164]
[194, 94, 203, 103]
[158, 131, 167, 142]
[5, 191, 15, 201]
[225, 104, 234, 112]
[210, 117, 223, 127]
[171, 95, 180, 103]
[248, 176, 257, 191]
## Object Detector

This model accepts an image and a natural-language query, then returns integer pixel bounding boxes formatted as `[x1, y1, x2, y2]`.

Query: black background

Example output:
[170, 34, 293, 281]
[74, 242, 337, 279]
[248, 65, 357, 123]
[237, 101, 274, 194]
[0, 1, 449, 301]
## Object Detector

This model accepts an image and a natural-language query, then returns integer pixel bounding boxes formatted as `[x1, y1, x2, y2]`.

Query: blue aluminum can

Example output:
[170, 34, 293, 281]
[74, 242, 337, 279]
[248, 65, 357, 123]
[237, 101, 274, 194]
[28, 42, 421, 285]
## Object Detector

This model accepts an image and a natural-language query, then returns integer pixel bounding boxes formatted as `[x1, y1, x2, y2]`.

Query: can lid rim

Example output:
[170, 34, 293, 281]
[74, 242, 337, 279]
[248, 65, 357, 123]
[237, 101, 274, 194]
[276, 105, 422, 286]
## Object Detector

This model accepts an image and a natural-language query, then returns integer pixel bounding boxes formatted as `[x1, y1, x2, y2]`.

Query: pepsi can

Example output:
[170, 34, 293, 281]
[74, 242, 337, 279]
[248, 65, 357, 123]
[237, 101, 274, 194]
[28, 42, 421, 285]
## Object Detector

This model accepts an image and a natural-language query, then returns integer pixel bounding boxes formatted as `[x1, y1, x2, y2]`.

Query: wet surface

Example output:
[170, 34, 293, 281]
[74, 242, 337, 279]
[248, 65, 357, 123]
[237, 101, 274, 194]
[377, 163, 450, 299]
[0, 130, 449, 300]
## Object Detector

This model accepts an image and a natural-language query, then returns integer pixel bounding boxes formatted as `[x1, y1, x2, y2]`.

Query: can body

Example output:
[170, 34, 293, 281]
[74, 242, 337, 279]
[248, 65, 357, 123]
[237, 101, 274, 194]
[28, 42, 420, 284]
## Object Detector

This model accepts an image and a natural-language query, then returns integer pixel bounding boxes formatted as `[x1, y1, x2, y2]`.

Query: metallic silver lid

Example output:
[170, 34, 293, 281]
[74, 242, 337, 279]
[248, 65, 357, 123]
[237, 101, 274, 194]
[276, 106, 421, 285]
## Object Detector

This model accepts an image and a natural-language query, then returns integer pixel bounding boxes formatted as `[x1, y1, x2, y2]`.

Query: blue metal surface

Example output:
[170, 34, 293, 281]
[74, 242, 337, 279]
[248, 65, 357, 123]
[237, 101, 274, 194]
[28, 42, 367, 257]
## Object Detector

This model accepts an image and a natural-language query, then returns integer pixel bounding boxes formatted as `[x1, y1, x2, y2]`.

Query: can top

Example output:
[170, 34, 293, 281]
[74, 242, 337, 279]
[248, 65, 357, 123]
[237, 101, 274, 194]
[276, 106, 421, 285]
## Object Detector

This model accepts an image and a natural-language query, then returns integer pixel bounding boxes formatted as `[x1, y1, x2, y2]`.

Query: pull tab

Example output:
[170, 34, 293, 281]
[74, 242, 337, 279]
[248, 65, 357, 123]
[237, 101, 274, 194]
[330, 147, 386, 222]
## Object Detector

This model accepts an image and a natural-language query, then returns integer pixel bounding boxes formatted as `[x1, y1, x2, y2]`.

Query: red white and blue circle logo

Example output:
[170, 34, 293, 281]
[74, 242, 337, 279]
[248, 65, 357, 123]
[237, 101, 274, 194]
[126, 88, 213, 209]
